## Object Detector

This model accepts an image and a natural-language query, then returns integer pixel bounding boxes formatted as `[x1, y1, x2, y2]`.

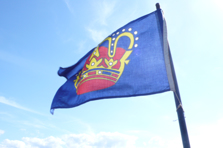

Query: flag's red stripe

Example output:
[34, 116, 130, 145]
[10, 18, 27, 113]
[77, 79, 115, 95]
[112, 73, 119, 78]
[80, 75, 117, 84]
[88, 71, 96, 76]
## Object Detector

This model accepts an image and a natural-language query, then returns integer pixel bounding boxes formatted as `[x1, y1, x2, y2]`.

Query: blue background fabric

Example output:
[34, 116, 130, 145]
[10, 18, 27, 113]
[51, 10, 171, 112]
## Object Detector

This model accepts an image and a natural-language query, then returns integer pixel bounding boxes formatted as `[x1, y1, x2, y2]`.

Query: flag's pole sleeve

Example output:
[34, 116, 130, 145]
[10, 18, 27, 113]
[155, 3, 191, 148]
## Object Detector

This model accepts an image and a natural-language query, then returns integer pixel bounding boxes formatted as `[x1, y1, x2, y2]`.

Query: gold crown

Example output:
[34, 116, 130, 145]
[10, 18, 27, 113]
[74, 31, 136, 94]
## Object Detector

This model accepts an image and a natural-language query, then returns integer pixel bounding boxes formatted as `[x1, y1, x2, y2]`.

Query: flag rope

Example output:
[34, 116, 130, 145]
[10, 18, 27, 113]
[174, 91, 184, 112]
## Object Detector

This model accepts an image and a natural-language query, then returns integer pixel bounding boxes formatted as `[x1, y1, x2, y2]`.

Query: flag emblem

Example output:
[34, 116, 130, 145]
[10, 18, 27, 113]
[51, 10, 175, 112]
[74, 30, 138, 95]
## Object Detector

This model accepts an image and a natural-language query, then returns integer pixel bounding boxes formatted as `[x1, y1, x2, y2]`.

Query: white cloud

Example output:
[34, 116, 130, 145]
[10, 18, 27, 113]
[86, 0, 116, 43]
[148, 136, 165, 147]
[86, 28, 108, 43]
[92, 0, 116, 26]
[0, 132, 137, 148]
[62, 132, 137, 148]
[0, 130, 5, 135]
[140, 135, 182, 148]
[0, 139, 26, 148]
[23, 136, 65, 148]
[0, 137, 64, 148]
[142, 118, 223, 148]
[63, 0, 75, 15]
[0, 111, 14, 118]
[2, 118, 223, 148]
[0, 96, 30, 111]
[190, 118, 223, 148]
[0, 96, 41, 115]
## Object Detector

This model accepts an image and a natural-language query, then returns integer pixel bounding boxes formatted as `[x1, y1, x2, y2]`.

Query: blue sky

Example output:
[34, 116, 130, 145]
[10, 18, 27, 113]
[0, 0, 223, 147]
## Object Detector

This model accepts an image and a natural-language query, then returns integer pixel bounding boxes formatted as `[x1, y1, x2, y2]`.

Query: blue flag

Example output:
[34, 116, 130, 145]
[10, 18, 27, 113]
[51, 9, 175, 114]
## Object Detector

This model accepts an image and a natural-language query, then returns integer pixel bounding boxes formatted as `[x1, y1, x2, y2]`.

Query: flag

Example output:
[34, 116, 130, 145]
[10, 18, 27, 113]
[50, 9, 175, 114]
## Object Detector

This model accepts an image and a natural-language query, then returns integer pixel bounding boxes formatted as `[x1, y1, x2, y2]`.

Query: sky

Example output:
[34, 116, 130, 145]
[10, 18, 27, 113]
[0, 0, 223, 148]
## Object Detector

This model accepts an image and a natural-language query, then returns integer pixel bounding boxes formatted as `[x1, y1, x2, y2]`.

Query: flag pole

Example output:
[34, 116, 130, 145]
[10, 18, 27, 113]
[155, 3, 191, 148]
[169, 46, 191, 148]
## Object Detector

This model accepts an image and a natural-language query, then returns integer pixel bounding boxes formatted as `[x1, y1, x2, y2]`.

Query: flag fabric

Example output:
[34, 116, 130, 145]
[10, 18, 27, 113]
[51, 9, 175, 113]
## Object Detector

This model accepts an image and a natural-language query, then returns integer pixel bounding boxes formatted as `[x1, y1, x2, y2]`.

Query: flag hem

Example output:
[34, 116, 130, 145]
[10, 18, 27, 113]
[162, 14, 176, 92]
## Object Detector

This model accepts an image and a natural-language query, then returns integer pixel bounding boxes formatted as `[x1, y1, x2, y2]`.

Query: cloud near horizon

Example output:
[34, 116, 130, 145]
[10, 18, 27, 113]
[1, 119, 223, 148]
[0, 132, 137, 148]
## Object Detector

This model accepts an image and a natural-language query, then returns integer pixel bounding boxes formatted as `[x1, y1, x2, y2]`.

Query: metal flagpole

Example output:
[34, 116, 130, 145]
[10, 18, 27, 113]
[155, 3, 191, 148]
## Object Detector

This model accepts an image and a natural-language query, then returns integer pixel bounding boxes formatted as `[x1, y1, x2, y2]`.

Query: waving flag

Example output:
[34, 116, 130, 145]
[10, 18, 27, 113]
[50, 9, 175, 114]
